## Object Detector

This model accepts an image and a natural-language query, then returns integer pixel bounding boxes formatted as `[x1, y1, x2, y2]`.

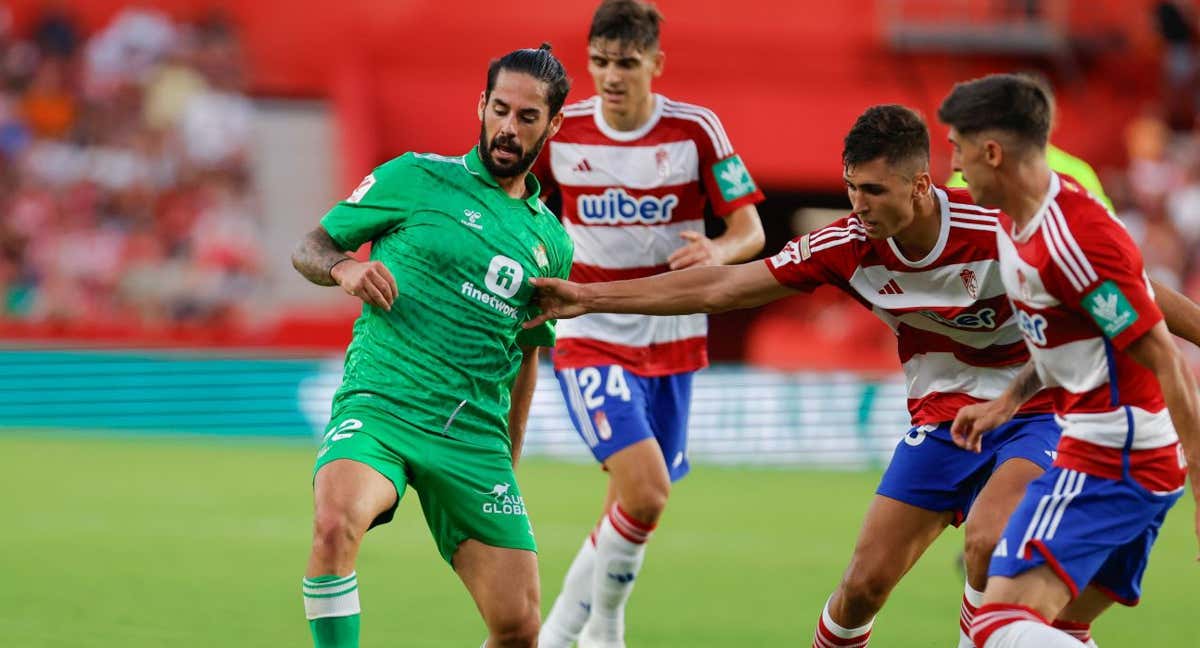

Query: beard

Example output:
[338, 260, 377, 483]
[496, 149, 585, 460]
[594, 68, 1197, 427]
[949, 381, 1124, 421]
[478, 123, 551, 178]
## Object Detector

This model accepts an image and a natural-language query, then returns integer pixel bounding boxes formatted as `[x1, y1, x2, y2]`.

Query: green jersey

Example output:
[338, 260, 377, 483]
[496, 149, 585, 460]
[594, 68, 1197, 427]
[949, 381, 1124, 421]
[320, 147, 573, 451]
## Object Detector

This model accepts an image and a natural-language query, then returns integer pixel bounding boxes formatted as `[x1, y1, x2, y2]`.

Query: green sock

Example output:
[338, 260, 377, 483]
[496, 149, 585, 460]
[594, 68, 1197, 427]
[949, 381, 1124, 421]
[303, 573, 360, 648]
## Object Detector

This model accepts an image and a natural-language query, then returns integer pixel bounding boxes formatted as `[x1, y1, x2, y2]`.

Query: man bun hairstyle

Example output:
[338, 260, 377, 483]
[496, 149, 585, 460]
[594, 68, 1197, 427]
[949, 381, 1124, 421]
[842, 104, 931, 172]
[937, 73, 1052, 149]
[486, 43, 572, 115]
[589, 0, 663, 51]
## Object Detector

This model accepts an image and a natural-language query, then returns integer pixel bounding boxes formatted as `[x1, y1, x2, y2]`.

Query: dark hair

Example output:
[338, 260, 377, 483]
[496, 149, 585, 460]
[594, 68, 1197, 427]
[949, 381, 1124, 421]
[589, 0, 663, 51]
[842, 104, 931, 172]
[937, 74, 1051, 149]
[486, 43, 571, 115]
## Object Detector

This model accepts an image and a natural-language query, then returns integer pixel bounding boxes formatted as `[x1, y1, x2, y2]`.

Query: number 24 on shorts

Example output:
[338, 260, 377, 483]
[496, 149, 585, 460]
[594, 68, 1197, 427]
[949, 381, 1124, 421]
[577, 367, 632, 409]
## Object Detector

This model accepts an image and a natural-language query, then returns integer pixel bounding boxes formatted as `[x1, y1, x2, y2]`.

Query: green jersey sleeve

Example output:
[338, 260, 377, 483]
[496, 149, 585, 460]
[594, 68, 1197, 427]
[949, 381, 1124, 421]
[516, 230, 574, 349]
[320, 153, 423, 251]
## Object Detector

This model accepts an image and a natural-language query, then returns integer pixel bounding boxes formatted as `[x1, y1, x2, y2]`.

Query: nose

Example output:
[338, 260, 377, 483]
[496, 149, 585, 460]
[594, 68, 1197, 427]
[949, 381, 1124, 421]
[497, 113, 519, 136]
[849, 192, 868, 215]
[604, 65, 621, 87]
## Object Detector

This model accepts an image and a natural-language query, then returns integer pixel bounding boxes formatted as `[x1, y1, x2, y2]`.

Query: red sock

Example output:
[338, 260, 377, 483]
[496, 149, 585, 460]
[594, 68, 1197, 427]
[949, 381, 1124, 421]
[960, 592, 981, 637]
[813, 603, 872, 648]
[971, 603, 1048, 648]
[1051, 619, 1092, 643]
[607, 503, 655, 544]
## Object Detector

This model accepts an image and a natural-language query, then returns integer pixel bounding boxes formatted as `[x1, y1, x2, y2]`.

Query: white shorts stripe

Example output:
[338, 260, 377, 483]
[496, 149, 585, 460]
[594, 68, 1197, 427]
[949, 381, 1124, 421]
[563, 369, 600, 447]
[1019, 468, 1069, 555]
[1045, 471, 1085, 540]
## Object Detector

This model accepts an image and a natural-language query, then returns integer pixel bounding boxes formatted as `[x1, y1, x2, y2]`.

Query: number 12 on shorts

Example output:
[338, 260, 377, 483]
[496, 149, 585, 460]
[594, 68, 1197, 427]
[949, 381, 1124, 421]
[322, 418, 363, 444]
[576, 366, 632, 409]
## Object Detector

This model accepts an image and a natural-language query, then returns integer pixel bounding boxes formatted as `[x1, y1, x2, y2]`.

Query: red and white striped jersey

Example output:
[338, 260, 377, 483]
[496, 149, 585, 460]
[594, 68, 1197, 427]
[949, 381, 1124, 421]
[765, 186, 1055, 426]
[996, 173, 1182, 491]
[534, 94, 764, 376]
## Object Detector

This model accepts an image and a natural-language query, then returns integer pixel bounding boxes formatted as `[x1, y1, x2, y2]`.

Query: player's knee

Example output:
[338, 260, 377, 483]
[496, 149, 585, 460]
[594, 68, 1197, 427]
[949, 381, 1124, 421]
[487, 601, 539, 647]
[839, 566, 895, 615]
[310, 509, 363, 557]
[622, 484, 669, 525]
[963, 524, 1000, 575]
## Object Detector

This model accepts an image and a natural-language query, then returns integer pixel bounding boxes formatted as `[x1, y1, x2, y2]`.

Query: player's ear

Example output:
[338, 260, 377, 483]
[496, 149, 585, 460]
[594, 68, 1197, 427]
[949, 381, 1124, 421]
[653, 49, 665, 78]
[912, 170, 932, 197]
[984, 139, 1003, 169]
[547, 111, 564, 139]
[478, 91, 487, 121]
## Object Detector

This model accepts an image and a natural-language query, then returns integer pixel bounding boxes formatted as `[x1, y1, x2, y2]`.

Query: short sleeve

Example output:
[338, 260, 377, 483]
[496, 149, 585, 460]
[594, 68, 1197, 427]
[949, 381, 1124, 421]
[1046, 208, 1162, 350]
[763, 220, 861, 292]
[320, 153, 423, 251]
[687, 107, 764, 216]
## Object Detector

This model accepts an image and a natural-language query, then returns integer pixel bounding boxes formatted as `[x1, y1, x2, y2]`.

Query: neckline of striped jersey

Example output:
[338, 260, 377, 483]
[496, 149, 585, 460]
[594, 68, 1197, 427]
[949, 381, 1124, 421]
[1010, 171, 1062, 244]
[886, 186, 952, 268]
[592, 93, 665, 142]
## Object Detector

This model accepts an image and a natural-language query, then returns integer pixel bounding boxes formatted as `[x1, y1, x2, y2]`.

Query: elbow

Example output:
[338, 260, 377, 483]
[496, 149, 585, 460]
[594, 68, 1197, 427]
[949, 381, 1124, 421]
[699, 289, 736, 314]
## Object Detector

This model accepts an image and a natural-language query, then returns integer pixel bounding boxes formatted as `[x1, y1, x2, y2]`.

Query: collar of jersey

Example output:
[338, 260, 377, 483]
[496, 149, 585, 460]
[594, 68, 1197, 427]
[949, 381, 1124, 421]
[464, 145, 544, 214]
[592, 93, 665, 142]
[887, 186, 952, 268]
[1011, 171, 1061, 244]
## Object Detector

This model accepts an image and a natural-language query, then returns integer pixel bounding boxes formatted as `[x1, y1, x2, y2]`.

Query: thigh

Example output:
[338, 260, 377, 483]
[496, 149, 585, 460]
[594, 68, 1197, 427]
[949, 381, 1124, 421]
[413, 433, 537, 566]
[648, 371, 694, 482]
[454, 539, 539, 628]
[964, 457, 1045, 547]
[844, 494, 954, 585]
[313, 409, 408, 527]
[556, 366, 655, 464]
[987, 467, 1169, 600]
[876, 423, 994, 525]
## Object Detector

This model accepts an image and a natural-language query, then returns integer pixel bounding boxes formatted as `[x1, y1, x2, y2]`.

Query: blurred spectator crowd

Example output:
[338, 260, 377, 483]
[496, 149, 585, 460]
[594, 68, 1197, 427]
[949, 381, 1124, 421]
[0, 5, 261, 327]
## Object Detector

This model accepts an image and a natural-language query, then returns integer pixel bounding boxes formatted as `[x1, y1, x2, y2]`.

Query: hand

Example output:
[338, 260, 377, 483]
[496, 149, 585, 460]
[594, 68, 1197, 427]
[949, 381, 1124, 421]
[950, 399, 1015, 453]
[332, 259, 398, 311]
[668, 231, 723, 269]
[524, 277, 589, 329]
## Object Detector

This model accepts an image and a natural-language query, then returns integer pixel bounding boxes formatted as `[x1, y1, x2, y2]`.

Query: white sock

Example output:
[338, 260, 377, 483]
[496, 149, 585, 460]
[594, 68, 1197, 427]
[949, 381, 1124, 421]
[580, 504, 653, 645]
[813, 596, 873, 647]
[539, 535, 597, 648]
[973, 605, 1086, 648]
[957, 581, 985, 648]
[982, 621, 1087, 647]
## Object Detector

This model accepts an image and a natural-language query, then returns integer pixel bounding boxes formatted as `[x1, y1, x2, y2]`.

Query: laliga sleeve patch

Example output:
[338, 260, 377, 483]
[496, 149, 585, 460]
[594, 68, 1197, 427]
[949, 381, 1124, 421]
[346, 173, 376, 204]
[769, 234, 811, 268]
[1083, 280, 1139, 338]
[712, 154, 757, 202]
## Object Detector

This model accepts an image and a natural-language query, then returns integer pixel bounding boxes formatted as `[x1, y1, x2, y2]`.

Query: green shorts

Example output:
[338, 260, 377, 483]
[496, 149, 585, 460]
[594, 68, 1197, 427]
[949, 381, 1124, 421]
[313, 405, 536, 565]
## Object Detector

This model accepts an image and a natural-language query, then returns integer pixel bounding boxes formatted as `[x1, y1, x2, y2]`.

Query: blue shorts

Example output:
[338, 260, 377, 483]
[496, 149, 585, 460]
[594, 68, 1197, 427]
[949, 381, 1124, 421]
[876, 414, 1060, 525]
[555, 365, 692, 482]
[988, 465, 1181, 605]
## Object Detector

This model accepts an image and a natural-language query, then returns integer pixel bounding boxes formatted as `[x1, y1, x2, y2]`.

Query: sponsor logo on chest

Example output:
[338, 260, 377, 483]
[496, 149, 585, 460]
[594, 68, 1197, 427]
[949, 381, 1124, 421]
[920, 307, 997, 330]
[577, 188, 678, 225]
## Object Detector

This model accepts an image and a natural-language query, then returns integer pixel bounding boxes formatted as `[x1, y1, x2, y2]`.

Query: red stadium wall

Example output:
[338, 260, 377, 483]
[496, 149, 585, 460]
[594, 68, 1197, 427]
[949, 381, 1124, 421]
[8, 0, 1166, 192]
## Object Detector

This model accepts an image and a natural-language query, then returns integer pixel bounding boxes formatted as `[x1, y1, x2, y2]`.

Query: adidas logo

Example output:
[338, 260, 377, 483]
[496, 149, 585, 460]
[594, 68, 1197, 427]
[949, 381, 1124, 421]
[993, 538, 1008, 558]
[878, 279, 904, 295]
[573, 158, 593, 173]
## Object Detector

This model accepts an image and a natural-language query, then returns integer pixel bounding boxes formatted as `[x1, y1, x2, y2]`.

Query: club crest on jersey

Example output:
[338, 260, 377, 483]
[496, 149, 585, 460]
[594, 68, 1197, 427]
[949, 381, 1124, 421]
[1017, 309, 1049, 346]
[533, 244, 549, 269]
[960, 268, 979, 299]
[577, 188, 678, 225]
[769, 235, 811, 268]
[1016, 269, 1033, 302]
[346, 173, 375, 203]
[655, 147, 671, 180]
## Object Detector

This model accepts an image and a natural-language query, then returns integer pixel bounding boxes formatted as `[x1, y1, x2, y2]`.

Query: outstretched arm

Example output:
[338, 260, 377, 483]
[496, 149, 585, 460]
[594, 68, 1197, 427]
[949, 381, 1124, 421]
[292, 226, 398, 310]
[1151, 278, 1200, 348]
[951, 361, 1043, 452]
[525, 261, 796, 328]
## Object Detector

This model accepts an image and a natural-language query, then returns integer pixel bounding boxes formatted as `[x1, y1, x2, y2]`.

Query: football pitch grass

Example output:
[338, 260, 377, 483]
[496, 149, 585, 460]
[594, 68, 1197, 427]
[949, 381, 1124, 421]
[2, 434, 1196, 647]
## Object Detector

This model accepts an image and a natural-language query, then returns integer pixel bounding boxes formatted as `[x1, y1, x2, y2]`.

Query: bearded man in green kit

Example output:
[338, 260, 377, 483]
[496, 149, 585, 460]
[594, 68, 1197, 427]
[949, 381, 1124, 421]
[290, 45, 574, 648]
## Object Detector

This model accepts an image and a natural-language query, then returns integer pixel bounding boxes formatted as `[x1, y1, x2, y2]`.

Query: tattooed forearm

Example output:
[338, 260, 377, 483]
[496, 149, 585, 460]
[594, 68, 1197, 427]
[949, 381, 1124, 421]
[1007, 361, 1043, 407]
[292, 227, 351, 286]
